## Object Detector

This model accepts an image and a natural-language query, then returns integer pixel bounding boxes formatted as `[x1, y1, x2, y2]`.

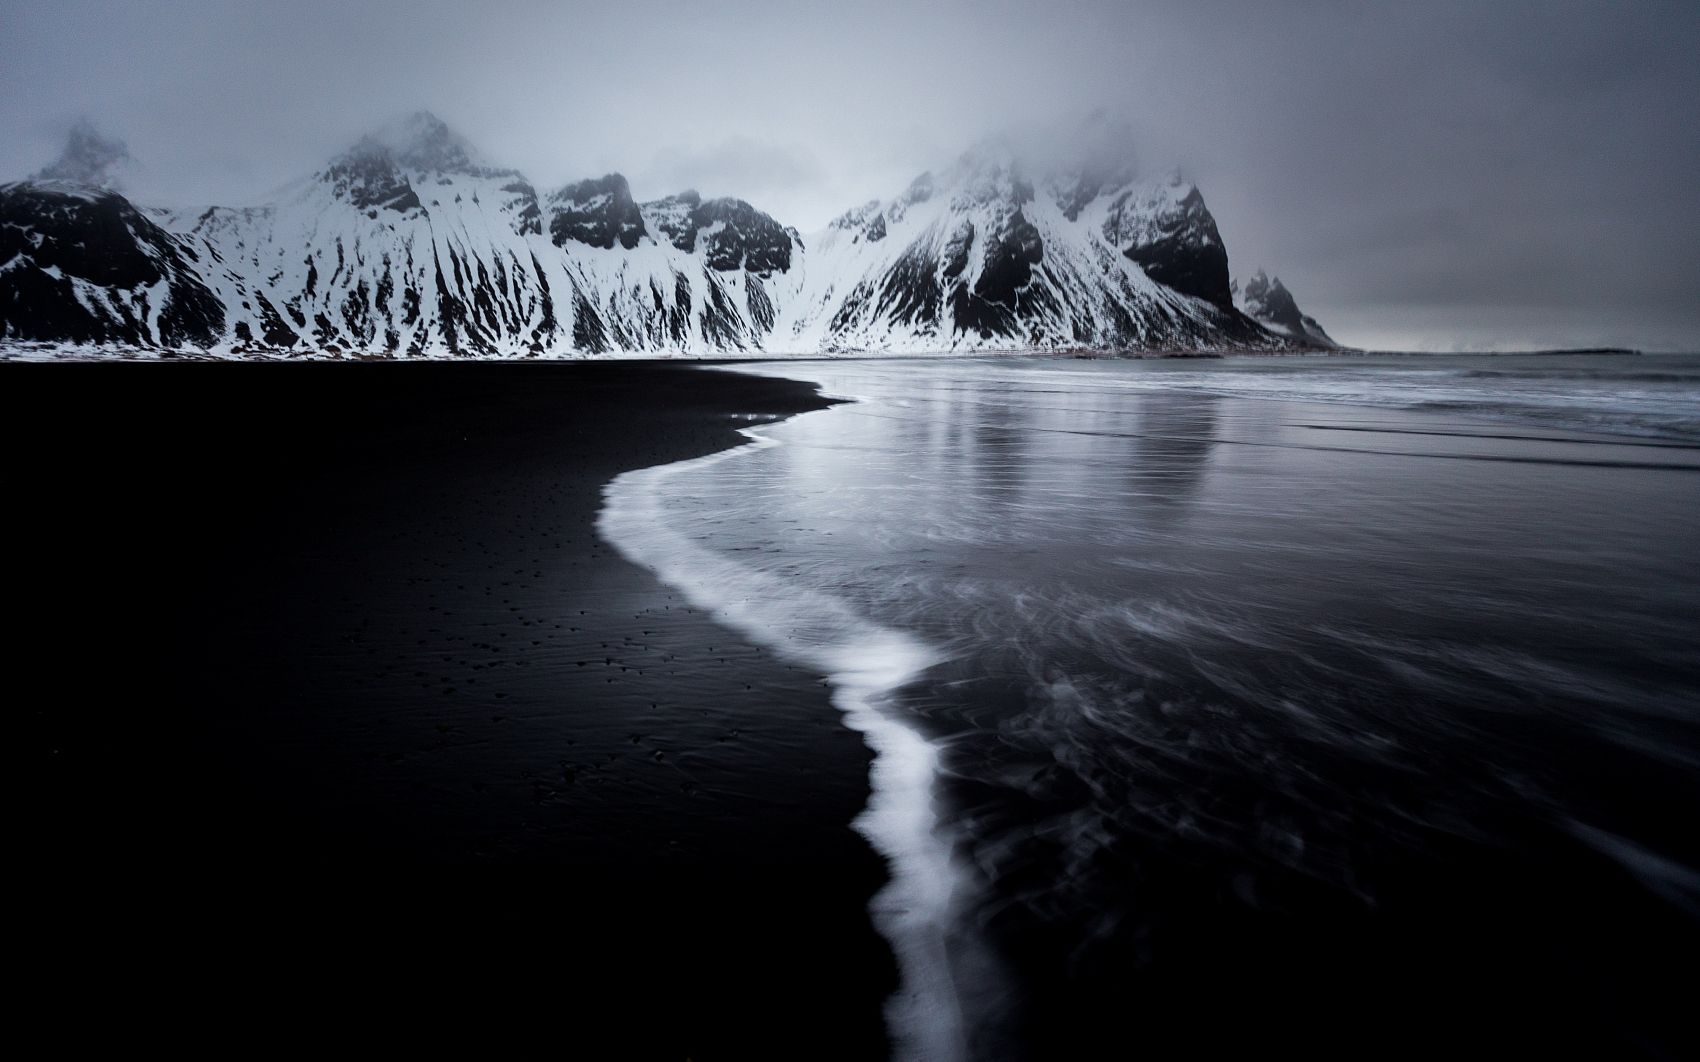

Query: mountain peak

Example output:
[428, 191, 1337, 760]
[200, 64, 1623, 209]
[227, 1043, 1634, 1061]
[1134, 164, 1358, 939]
[1242, 270, 1281, 300]
[1238, 270, 1335, 347]
[954, 114, 1143, 209]
[951, 136, 1023, 182]
[0, 114, 1324, 356]
[944, 138, 1034, 210]
[554, 172, 633, 199]
[548, 173, 646, 250]
[33, 119, 133, 189]
[347, 110, 483, 174]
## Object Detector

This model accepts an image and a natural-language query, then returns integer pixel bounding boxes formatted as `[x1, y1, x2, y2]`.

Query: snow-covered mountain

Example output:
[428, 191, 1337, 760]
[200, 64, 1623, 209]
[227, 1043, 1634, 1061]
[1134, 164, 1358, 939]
[0, 125, 221, 348]
[1235, 270, 1336, 348]
[1, 113, 1335, 357]
[774, 137, 1277, 353]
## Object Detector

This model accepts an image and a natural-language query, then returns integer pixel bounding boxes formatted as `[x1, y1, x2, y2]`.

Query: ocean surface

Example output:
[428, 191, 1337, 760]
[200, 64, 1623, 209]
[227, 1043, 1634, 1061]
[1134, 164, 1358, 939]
[601, 353, 1700, 1060]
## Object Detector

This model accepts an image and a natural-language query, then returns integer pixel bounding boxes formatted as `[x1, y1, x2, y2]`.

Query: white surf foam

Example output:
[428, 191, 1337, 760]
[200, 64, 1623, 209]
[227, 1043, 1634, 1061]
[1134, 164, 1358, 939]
[596, 410, 967, 1062]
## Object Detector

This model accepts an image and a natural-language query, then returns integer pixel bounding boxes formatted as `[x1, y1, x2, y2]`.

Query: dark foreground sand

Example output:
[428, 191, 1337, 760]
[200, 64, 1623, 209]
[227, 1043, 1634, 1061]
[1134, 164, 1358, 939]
[11, 362, 893, 1058]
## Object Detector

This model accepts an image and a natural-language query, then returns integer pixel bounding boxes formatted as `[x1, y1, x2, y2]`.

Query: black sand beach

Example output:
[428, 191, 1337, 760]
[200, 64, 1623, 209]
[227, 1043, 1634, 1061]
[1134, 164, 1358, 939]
[15, 353, 1700, 1061]
[11, 363, 892, 1058]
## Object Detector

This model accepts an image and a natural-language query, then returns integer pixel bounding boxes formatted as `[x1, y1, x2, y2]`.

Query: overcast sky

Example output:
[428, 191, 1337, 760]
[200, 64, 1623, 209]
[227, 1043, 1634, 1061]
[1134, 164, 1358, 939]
[2, 0, 1697, 350]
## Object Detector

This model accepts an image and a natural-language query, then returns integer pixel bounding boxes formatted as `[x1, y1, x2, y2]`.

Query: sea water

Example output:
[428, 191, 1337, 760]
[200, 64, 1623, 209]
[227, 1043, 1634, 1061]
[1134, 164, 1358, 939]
[603, 353, 1700, 1059]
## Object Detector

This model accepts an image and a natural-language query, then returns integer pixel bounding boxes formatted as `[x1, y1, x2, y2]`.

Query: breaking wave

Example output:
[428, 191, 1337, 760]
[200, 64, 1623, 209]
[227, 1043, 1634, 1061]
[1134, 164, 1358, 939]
[597, 413, 971, 1062]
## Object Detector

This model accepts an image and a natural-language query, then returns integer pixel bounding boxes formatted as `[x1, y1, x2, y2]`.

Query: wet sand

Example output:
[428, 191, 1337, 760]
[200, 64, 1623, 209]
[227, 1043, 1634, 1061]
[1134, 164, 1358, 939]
[10, 362, 893, 1059]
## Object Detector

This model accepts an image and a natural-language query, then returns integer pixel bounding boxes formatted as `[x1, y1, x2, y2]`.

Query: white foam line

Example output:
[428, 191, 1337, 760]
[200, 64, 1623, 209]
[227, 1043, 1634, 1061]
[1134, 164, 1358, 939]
[597, 409, 966, 1062]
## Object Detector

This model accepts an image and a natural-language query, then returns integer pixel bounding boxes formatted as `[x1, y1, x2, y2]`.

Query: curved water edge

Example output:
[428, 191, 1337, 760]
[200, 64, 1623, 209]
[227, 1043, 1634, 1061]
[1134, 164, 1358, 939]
[596, 402, 970, 1062]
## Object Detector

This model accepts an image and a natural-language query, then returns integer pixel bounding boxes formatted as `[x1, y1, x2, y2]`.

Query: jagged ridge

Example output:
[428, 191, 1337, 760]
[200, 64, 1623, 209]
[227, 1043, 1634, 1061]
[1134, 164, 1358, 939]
[0, 113, 1331, 356]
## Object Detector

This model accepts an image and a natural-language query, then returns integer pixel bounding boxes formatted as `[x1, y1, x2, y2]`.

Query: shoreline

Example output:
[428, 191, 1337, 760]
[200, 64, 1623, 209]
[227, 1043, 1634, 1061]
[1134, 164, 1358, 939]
[11, 361, 896, 1058]
[597, 401, 968, 1062]
[6, 344, 1677, 368]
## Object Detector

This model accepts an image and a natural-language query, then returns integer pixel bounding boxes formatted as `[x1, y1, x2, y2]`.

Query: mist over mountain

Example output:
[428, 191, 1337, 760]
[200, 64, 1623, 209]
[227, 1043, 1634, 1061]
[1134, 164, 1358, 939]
[0, 114, 1332, 356]
[31, 120, 134, 190]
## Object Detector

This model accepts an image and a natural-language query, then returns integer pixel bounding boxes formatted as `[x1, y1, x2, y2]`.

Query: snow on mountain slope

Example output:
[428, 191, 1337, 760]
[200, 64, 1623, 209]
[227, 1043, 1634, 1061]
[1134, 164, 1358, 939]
[543, 178, 804, 354]
[130, 114, 802, 356]
[776, 140, 1277, 353]
[163, 114, 563, 355]
[1, 112, 1324, 357]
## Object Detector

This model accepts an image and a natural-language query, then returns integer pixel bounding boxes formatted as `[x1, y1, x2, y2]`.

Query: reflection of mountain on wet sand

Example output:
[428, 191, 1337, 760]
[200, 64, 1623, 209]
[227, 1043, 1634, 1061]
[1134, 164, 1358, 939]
[1124, 390, 1220, 513]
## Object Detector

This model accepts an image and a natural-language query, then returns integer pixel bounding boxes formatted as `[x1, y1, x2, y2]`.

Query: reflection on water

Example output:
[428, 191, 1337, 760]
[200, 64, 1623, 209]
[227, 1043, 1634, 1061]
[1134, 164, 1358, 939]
[622, 355, 1700, 1059]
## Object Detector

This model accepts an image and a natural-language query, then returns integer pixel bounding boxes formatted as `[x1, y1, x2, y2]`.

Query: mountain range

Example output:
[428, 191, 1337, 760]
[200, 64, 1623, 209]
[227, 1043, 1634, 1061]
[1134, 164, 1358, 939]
[0, 113, 1336, 357]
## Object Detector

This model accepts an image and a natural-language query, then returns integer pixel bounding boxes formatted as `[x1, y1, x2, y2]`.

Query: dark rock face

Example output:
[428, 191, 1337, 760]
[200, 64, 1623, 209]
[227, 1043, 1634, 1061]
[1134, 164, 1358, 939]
[942, 221, 976, 281]
[547, 174, 647, 250]
[1109, 186, 1233, 308]
[502, 181, 543, 237]
[1123, 232, 1231, 308]
[1240, 272, 1302, 331]
[696, 198, 792, 274]
[832, 239, 946, 338]
[252, 294, 300, 348]
[648, 193, 793, 275]
[324, 144, 422, 213]
[2, 186, 156, 289]
[0, 183, 223, 347]
[952, 208, 1045, 338]
[645, 190, 704, 250]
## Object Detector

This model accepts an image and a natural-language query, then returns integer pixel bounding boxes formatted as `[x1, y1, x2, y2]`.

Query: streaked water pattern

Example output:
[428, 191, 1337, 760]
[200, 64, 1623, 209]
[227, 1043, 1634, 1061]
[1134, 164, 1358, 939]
[603, 353, 1700, 1059]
